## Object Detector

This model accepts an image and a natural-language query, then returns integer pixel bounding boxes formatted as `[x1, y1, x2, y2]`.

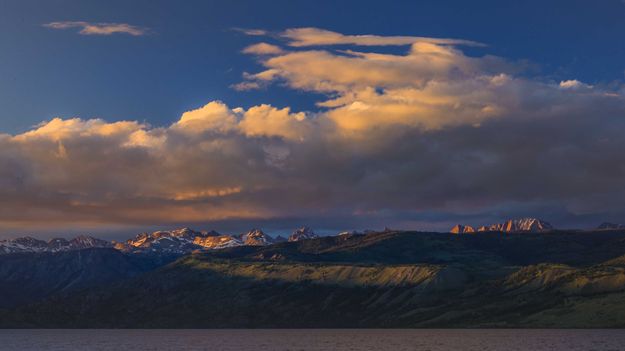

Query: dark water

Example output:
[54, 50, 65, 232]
[1, 329, 624, 350]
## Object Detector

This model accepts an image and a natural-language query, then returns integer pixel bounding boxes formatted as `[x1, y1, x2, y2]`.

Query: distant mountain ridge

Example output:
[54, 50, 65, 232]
[597, 222, 625, 230]
[6, 218, 623, 256]
[1, 228, 306, 256]
[113, 227, 236, 254]
[451, 218, 553, 234]
[0, 235, 111, 254]
[111, 226, 317, 255]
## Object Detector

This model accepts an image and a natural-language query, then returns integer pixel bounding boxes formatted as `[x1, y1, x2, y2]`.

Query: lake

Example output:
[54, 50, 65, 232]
[1, 329, 624, 350]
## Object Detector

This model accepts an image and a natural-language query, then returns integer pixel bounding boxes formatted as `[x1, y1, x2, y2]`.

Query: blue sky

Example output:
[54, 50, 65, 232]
[2, 0, 625, 133]
[2, 0, 625, 239]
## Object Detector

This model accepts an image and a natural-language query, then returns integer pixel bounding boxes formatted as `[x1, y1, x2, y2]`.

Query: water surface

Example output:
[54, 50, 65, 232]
[1, 329, 624, 351]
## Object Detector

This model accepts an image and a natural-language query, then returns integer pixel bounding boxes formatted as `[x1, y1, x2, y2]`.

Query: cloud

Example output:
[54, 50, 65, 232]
[242, 43, 286, 55]
[43, 21, 148, 36]
[238, 104, 309, 140]
[232, 28, 268, 36]
[241, 44, 494, 94]
[172, 101, 310, 140]
[173, 101, 238, 134]
[238, 33, 520, 131]
[231, 81, 263, 91]
[280, 27, 485, 47]
[2, 28, 625, 234]
[559, 79, 593, 90]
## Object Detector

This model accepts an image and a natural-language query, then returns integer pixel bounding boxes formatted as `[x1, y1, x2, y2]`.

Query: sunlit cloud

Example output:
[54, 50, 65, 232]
[237, 29, 557, 131]
[242, 43, 286, 55]
[280, 27, 485, 47]
[43, 21, 148, 36]
[559, 79, 593, 90]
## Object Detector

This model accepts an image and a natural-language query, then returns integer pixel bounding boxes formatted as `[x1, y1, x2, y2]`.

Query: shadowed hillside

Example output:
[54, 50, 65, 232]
[0, 248, 175, 308]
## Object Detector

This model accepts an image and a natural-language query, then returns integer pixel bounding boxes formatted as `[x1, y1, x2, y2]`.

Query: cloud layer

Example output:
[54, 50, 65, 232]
[3, 28, 625, 233]
[43, 22, 148, 36]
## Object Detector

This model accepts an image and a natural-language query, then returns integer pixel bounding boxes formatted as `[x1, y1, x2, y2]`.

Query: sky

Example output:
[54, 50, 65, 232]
[2, 0, 625, 239]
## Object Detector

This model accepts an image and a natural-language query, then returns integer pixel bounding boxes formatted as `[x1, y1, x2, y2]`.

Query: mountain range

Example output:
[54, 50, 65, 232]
[0, 235, 111, 254]
[1, 218, 567, 255]
[451, 218, 554, 234]
[4, 219, 625, 327]
[1, 226, 317, 256]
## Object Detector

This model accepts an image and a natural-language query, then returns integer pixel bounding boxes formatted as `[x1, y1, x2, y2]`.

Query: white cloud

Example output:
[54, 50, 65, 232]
[43, 21, 148, 36]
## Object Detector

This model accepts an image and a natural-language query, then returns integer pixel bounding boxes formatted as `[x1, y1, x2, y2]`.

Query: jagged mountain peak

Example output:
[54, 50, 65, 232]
[121, 228, 207, 253]
[119, 227, 277, 253]
[500, 218, 553, 232]
[240, 228, 273, 246]
[452, 218, 554, 234]
[244, 228, 265, 236]
[479, 218, 553, 233]
[68, 235, 111, 249]
[289, 226, 318, 242]
[152, 227, 200, 239]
